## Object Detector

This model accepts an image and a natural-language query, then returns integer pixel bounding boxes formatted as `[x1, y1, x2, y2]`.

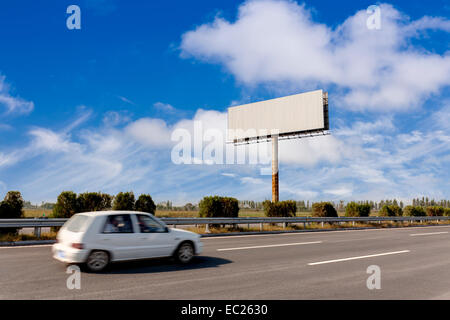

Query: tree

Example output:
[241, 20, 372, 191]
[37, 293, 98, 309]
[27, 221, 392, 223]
[184, 203, 195, 211]
[345, 202, 371, 217]
[403, 205, 425, 217]
[2, 191, 24, 217]
[0, 191, 24, 234]
[135, 194, 156, 214]
[77, 192, 112, 212]
[379, 205, 402, 217]
[199, 196, 239, 218]
[312, 202, 338, 217]
[52, 191, 78, 218]
[263, 200, 297, 217]
[426, 206, 444, 217]
[113, 192, 135, 210]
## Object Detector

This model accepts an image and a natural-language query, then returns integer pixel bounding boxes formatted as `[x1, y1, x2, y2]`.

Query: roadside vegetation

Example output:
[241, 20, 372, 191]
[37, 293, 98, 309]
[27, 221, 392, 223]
[2, 190, 450, 242]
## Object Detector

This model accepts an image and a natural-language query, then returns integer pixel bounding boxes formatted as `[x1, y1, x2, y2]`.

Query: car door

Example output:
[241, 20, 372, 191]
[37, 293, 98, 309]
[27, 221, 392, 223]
[134, 214, 176, 258]
[98, 214, 141, 261]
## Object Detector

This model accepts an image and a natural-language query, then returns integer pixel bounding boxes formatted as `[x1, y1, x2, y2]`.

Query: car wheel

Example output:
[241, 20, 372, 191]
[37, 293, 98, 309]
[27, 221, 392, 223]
[175, 242, 194, 264]
[86, 250, 109, 272]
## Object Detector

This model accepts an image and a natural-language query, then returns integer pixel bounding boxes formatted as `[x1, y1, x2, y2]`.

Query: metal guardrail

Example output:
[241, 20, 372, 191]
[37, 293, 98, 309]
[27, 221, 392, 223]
[1, 216, 449, 237]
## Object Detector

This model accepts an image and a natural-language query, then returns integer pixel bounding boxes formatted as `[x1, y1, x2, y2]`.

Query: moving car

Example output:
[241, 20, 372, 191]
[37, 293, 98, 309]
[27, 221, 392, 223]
[52, 211, 203, 272]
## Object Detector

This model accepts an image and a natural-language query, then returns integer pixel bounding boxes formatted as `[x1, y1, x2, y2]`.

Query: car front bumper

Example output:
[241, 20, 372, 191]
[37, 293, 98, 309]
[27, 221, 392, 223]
[195, 239, 203, 255]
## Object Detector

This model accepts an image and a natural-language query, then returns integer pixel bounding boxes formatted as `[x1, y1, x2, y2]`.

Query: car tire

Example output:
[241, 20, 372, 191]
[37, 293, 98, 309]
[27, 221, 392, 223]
[86, 250, 110, 272]
[175, 242, 195, 264]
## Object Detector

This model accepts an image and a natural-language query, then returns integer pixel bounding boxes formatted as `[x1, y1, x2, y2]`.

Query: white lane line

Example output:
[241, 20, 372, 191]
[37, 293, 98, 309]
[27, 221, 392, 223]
[0, 244, 53, 249]
[308, 250, 410, 266]
[410, 231, 449, 236]
[217, 241, 322, 251]
[203, 225, 450, 240]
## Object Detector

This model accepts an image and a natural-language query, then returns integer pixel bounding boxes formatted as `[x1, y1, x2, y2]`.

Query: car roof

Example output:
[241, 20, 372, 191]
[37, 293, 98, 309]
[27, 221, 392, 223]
[76, 210, 152, 217]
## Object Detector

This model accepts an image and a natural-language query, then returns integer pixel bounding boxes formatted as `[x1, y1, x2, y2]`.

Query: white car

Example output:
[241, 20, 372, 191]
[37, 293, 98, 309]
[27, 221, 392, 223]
[52, 211, 203, 272]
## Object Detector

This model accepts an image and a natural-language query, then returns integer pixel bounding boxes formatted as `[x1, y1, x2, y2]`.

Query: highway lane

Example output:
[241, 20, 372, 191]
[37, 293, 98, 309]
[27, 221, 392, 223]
[1, 225, 450, 299]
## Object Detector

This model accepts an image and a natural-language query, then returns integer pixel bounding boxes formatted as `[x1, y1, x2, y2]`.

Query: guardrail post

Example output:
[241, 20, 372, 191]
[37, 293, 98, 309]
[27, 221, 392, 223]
[34, 226, 41, 238]
[283, 222, 287, 229]
[321, 222, 324, 228]
[33, 218, 41, 238]
[260, 223, 263, 231]
[205, 224, 211, 234]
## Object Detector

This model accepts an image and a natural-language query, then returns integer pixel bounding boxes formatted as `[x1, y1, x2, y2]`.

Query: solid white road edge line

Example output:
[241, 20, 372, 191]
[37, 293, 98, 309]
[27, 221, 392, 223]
[217, 241, 322, 251]
[410, 231, 449, 236]
[308, 250, 410, 266]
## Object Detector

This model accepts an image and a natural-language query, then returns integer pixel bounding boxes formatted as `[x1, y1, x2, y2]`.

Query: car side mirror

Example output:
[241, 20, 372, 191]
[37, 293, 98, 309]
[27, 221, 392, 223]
[164, 227, 170, 233]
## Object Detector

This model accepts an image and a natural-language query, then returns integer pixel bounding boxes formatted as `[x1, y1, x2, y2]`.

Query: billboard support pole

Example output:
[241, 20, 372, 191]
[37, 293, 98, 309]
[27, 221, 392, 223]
[272, 135, 279, 203]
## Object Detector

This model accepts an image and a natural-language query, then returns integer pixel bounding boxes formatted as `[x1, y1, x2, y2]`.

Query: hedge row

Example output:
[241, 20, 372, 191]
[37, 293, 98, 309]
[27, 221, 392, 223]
[52, 191, 156, 218]
[262, 200, 297, 217]
[198, 196, 239, 218]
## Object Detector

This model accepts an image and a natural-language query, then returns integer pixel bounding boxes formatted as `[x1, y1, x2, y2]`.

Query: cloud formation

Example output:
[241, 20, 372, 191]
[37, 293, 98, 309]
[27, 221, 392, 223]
[181, 1, 450, 111]
[0, 75, 34, 115]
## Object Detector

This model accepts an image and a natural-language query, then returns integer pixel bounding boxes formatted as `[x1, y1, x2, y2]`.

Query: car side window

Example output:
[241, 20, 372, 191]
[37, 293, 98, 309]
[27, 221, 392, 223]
[103, 214, 134, 233]
[136, 214, 165, 233]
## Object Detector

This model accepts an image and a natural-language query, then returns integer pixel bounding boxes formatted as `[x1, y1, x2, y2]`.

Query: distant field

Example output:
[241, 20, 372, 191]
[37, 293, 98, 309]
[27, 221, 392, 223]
[156, 209, 319, 218]
[23, 209, 53, 218]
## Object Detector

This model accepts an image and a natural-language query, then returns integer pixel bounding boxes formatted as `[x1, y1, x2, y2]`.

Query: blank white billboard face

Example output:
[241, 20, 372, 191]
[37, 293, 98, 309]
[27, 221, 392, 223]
[227, 90, 328, 142]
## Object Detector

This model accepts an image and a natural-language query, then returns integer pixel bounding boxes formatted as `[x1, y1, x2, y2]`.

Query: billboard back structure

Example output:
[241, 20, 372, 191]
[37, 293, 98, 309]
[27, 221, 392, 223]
[227, 90, 328, 143]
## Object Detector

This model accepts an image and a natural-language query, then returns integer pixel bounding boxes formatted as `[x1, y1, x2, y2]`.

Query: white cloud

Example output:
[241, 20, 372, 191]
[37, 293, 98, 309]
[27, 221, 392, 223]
[118, 96, 135, 105]
[181, 1, 450, 111]
[125, 118, 172, 147]
[154, 102, 176, 113]
[221, 172, 237, 178]
[29, 129, 78, 153]
[0, 75, 34, 115]
[0, 152, 18, 167]
[324, 186, 353, 197]
[240, 176, 264, 184]
[102, 110, 131, 127]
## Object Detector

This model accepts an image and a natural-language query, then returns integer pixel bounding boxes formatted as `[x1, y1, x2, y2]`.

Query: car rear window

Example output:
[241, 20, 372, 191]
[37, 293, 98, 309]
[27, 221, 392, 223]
[64, 215, 89, 232]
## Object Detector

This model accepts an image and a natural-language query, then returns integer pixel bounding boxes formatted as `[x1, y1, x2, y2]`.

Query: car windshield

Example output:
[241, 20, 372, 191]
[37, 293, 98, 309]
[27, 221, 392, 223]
[64, 215, 89, 232]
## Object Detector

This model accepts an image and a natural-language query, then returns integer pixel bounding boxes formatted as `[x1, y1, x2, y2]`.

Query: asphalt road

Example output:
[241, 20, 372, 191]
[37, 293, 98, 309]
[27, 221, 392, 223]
[2, 225, 450, 299]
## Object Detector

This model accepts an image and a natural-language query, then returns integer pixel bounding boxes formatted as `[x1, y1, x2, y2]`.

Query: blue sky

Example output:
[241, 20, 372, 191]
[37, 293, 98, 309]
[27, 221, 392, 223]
[0, 0, 449, 205]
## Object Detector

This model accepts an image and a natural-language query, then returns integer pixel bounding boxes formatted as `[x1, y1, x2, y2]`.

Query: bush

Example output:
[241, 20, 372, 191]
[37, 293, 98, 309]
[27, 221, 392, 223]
[52, 191, 78, 218]
[379, 205, 403, 217]
[77, 192, 112, 212]
[263, 200, 297, 217]
[0, 191, 24, 234]
[221, 197, 240, 218]
[312, 202, 338, 217]
[135, 194, 156, 215]
[426, 206, 444, 217]
[345, 202, 371, 217]
[198, 196, 239, 218]
[444, 208, 450, 217]
[113, 192, 135, 210]
[403, 205, 425, 217]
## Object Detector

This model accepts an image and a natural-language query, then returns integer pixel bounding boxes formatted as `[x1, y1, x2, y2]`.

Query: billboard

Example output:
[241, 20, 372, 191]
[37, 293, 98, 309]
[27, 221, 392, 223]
[227, 90, 329, 143]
